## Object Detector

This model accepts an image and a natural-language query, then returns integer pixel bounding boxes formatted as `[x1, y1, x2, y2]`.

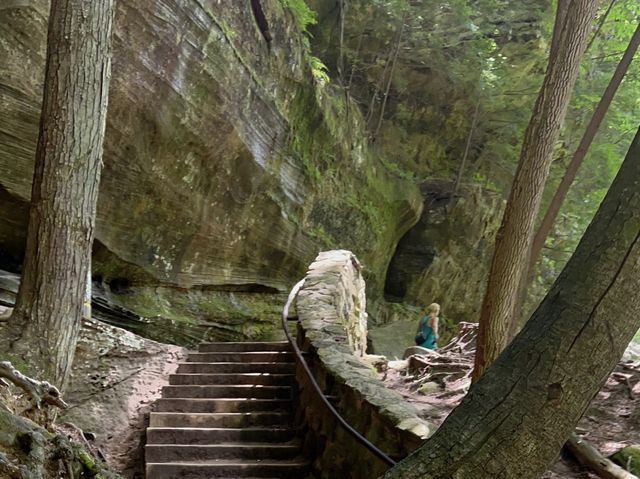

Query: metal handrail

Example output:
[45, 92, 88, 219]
[281, 279, 397, 467]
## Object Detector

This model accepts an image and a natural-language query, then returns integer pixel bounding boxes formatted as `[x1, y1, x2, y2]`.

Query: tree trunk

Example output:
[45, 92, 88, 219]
[452, 101, 480, 197]
[337, 0, 347, 84]
[472, 0, 599, 381]
[548, 0, 570, 61]
[585, 0, 617, 53]
[382, 127, 640, 479]
[373, 13, 406, 139]
[347, 26, 365, 90]
[527, 20, 640, 279]
[7, 0, 114, 389]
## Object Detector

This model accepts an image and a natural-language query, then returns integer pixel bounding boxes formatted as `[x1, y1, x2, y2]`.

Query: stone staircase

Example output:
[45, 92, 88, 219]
[145, 341, 311, 479]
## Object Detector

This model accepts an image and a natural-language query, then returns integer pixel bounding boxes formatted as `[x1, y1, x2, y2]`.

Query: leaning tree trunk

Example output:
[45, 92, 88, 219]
[7, 0, 114, 389]
[473, 0, 599, 381]
[382, 127, 640, 478]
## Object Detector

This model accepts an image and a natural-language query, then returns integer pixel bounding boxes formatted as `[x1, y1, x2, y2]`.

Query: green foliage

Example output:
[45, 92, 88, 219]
[280, 0, 330, 88]
[523, 0, 640, 315]
[309, 54, 330, 87]
[308, 0, 550, 183]
[280, 0, 317, 34]
[307, 0, 639, 319]
[611, 446, 640, 474]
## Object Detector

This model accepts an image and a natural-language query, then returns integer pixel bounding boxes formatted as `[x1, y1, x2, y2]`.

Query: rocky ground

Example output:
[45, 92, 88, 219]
[0, 305, 186, 478]
[381, 324, 640, 478]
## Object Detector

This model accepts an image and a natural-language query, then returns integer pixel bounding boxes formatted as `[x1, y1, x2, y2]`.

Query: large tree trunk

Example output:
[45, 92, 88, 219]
[6, 0, 114, 389]
[527, 20, 640, 278]
[473, 0, 599, 381]
[382, 128, 640, 478]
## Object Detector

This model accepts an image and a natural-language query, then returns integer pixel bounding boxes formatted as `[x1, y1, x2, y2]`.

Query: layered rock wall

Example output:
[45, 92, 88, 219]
[0, 1, 421, 343]
[373, 181, 503, 326]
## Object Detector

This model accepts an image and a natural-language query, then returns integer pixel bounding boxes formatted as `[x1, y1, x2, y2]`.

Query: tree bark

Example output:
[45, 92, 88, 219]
[527, 20, 640, 279]
[347, 26, 365, 91]
[548, 0, 570, 62]
[585, 0, 617, 53]
[452, 101, 480, 198]
[382, 127, 640, 479]
[7, 0, 114, 389]
[373, 13, 406, 139]
[472, 0, 599, 381]
[337, 0, 347, 84]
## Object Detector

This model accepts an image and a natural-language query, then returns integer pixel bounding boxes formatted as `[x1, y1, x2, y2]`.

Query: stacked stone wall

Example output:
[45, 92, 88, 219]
[294, 250, 432, 478]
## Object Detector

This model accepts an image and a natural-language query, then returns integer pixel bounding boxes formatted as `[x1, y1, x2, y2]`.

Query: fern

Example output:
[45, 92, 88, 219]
[309, 55, 329, 87]
[280, 0, 329, 88]
[280, 0, 317, 35]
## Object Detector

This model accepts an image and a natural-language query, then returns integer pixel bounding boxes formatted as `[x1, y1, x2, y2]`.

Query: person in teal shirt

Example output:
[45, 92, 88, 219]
[415, 303, 440, 349]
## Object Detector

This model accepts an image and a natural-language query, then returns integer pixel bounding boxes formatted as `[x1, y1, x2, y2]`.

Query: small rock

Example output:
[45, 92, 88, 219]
[418, 381, 441, 395]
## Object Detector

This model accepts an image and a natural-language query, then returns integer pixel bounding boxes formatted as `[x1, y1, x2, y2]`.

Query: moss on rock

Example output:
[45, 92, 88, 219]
[610, 446, 640, 474]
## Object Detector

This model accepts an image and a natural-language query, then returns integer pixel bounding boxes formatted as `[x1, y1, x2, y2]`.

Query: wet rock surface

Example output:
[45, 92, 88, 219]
[0, 1, 421, 343]
[383, 181, 503, 324]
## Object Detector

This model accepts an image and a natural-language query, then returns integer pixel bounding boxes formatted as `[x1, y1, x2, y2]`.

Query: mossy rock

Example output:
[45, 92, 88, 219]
[418, 381, 441, 395]
[610, 445, 640, 473]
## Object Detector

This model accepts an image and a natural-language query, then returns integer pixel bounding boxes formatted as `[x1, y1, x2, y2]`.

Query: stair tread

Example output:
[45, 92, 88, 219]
[146, 442, 300, 448]
[157, 397, 291, 401]
[178, 362, 294, 365]
[199, 341, 289, 344]
[171, 373, 294, 376]
[148, 427, 296, 431]
[147, 460, 309, 465]
[145, 440, 300, 450]
[164, 385, 291, 388]
[151, 412, 291, 416]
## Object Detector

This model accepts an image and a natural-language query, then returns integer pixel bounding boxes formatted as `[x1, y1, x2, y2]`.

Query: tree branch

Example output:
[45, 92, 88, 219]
[566, 433, 638, 479]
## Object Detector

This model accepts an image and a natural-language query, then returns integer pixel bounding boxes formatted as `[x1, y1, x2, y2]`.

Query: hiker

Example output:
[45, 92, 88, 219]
[415, 303, 440, 349]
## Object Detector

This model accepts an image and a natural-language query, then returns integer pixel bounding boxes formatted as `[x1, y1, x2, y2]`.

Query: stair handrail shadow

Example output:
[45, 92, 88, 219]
[281, 278, 397, 467]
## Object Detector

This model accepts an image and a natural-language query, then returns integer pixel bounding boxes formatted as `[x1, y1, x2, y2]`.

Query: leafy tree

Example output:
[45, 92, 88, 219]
[473, 0, 599, 380]
[383, 126, 640, 479]
[523, 0, 640, 321]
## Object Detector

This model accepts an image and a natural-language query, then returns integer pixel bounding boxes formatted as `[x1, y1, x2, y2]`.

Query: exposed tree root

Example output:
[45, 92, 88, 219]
[0, 361, 68, 410]
[566, 433, 638, 479]
[0, 363, 121, 479]
[406, 322, 476, 397]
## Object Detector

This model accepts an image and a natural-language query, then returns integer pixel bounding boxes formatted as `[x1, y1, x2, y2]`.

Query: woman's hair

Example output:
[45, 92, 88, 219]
[427, 303, 440, 315]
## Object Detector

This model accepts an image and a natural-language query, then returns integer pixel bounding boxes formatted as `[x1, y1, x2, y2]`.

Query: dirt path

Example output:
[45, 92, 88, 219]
[381, 328, 640, 478]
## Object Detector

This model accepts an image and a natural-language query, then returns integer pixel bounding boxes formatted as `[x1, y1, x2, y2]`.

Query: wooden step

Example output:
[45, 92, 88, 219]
[186, 352, 294, 363]
[161, 385, 292, 399]
[198, 341, 291, 352]
[145, 460, 310, 478]
[149, 412, 293, 428]
[145, 442, 301, 461]
[169, 373, 295, 386]
[154, 398, 292, 413]
[147, 427, 297, 445]
[176, 362, 296, 374]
